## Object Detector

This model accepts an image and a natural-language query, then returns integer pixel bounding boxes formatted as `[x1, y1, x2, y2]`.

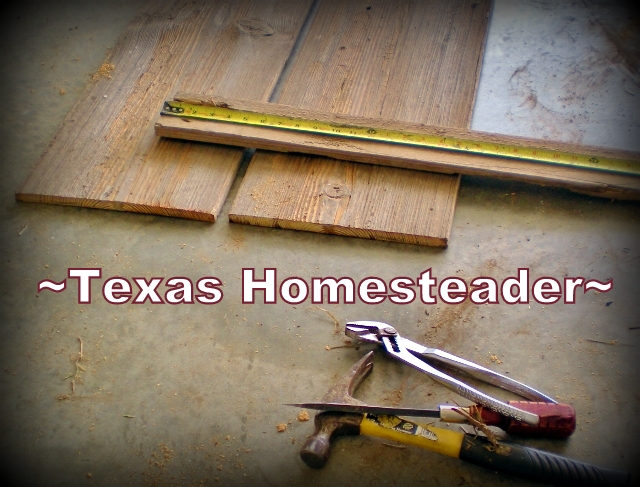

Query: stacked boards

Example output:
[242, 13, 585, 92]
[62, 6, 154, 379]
[156, 96, 640, 200]
[17, 0, 493, 245]
[229, 0, 491, 245]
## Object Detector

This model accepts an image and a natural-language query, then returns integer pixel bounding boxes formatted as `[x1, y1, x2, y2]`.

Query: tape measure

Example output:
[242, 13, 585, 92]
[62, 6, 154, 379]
[161, 101, 639, 176]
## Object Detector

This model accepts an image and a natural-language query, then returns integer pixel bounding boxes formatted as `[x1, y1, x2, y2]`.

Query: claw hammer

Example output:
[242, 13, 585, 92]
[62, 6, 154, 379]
[297, 352, 631, 487]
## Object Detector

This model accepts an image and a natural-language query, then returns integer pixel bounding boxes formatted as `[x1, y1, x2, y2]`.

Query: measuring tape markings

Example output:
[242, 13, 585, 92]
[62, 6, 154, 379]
[161, 101, 639, 176]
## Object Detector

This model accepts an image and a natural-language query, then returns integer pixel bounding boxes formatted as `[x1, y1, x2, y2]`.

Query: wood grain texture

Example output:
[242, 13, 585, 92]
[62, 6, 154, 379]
[229, 0, 492, 245]
[17, 0, 314, 221]
[156, 94, 640, 199]
[232, 151, 460, 245]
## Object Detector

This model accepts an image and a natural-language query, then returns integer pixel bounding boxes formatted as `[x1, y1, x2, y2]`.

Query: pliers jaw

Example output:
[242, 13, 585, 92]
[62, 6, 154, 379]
[345, 321, 398, 344]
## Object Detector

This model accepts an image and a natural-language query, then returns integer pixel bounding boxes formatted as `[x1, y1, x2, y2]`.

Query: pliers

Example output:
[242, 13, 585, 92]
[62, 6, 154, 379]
[345, 320, 558, 427]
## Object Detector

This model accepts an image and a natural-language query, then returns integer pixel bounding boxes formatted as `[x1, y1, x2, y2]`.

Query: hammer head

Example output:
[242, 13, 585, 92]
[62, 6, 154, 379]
[300, 412, 363, 468]
[300, 352, 375, 468]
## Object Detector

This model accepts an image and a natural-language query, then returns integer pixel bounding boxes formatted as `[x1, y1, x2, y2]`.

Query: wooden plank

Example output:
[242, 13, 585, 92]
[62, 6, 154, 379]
[16, 0, 314, 221]
[228, 0, 492, 245]
[232, 151, 460, 245]
[156, 94, 640, 200]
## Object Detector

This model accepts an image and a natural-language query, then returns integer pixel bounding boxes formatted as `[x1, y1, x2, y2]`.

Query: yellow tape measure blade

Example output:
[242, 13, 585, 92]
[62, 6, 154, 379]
[160, 101, 639, 176]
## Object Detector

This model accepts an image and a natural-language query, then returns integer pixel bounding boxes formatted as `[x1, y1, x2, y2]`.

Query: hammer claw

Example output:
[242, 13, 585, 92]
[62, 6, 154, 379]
[320, 351, 374, 406]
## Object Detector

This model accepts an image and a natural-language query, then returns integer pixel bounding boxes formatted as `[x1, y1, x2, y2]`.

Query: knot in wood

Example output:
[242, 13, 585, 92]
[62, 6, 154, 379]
[322, 183, 351, 199]
[237, 19, 275, 37]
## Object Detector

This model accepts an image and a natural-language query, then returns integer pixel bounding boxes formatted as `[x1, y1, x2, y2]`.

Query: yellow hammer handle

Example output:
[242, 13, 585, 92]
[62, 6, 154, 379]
[359, 414, 464, 458]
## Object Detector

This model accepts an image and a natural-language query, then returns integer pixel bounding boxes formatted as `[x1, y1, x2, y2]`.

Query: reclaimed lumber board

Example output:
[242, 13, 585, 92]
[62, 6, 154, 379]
[156, 94, 640, 200]
[227, 0, 492, 246]
[16, 0, 314, 221]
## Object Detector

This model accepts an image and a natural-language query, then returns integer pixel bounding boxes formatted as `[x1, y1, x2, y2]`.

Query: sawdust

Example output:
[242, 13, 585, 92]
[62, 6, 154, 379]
[248, 177, 277, 202]
[276, 423, 287, 432]
[297, 410, 310, 422]
[489, 354, 503, 364]
[92, 62, 115, 81]
[382, 379, 405, 407]
[142, 443, 175, 484]
[423, 299, 475, 350]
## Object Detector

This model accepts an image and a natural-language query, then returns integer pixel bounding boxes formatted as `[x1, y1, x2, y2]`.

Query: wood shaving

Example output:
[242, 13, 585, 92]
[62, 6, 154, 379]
[453, 407, 511, 456]
[63, 337, 85, 382]
[311, 306, 341, 334]
[382, 442, 407, 449]
[586, 338, 633, 347]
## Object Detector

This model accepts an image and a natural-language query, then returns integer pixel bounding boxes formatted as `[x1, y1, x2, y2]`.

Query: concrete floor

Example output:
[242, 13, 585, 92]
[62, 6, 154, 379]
[0, 1, 639, 486]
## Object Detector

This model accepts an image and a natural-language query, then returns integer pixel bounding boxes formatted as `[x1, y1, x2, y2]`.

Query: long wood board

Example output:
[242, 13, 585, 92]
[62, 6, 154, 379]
[16, 0, 314, 221]
[156, 94, 640, 200]
[228, 0, 492, 246]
